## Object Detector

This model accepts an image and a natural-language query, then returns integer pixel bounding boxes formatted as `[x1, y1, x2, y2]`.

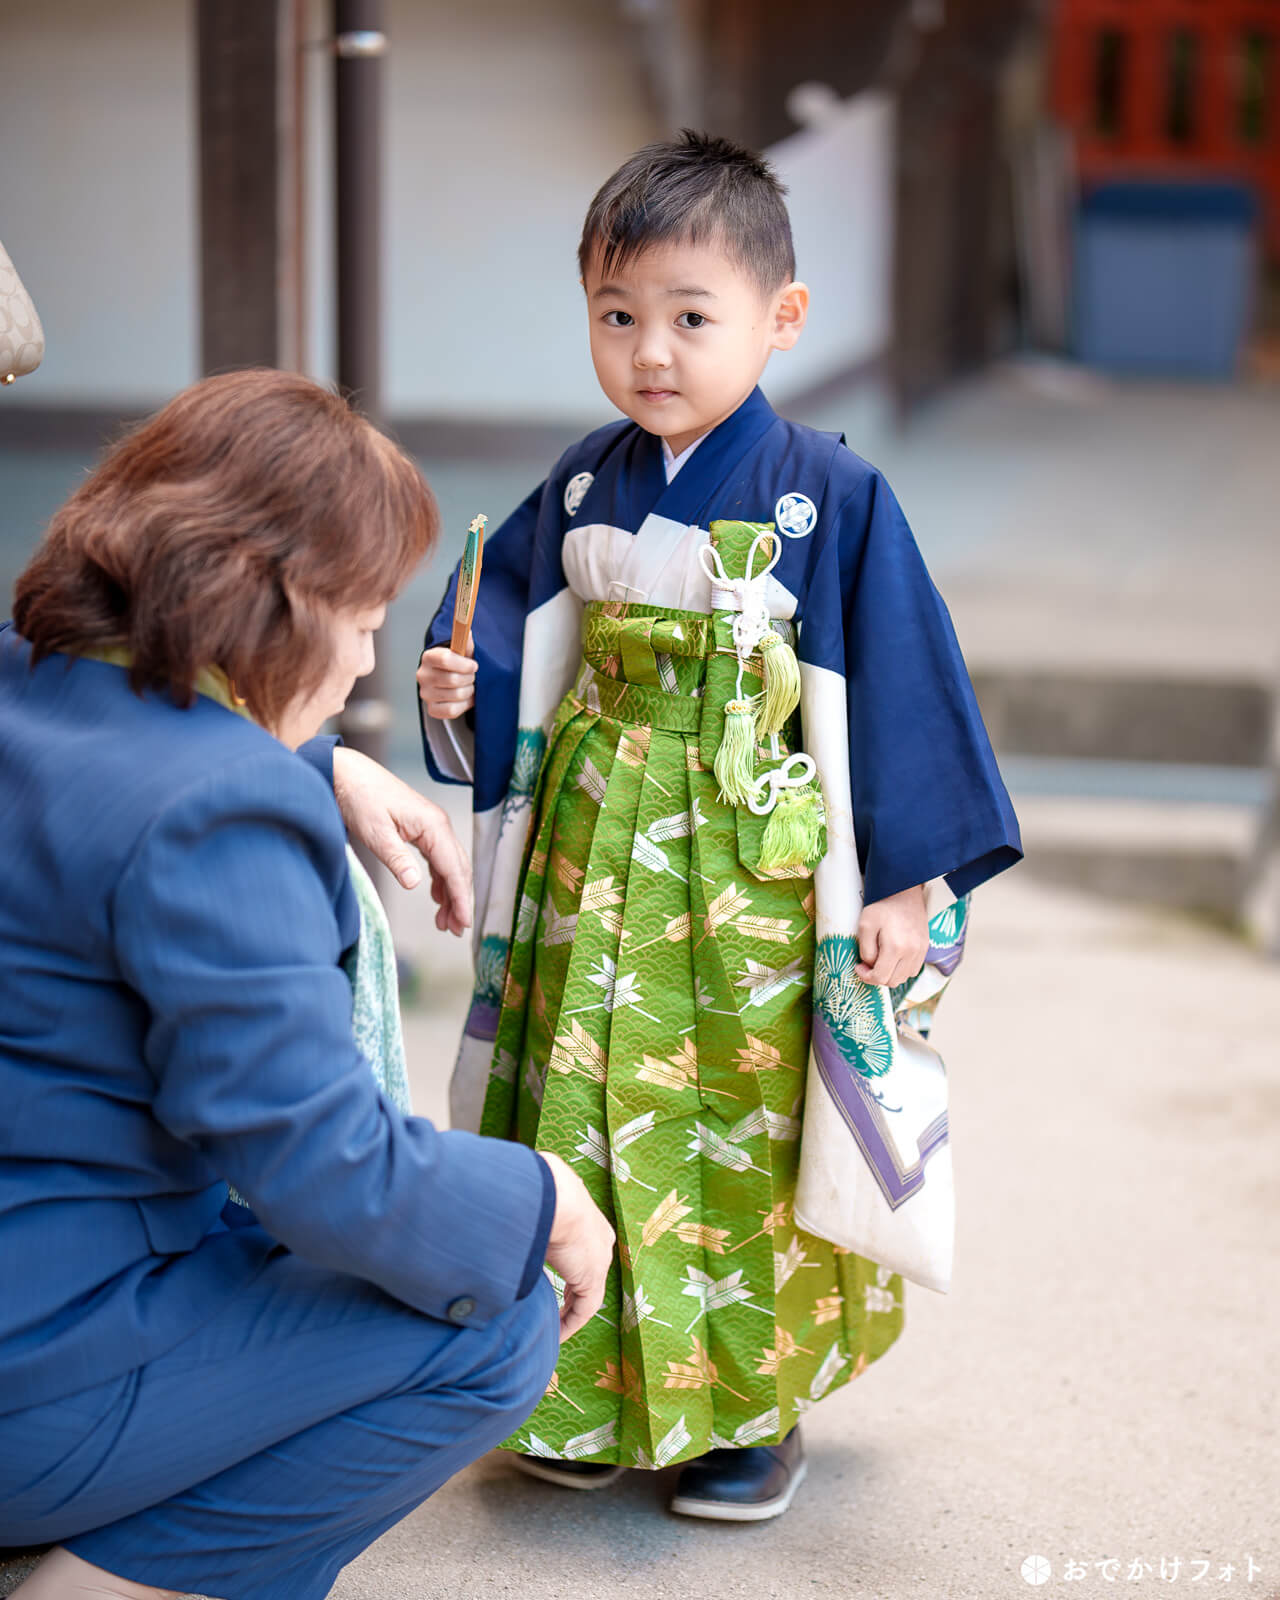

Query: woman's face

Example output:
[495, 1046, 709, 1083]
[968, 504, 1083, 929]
[275, 602, 386, 749]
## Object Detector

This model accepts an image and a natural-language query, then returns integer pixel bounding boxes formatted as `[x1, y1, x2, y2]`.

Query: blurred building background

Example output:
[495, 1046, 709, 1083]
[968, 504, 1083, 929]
[2, 0, 1278, 950]
[4, 15, 1277, 1593]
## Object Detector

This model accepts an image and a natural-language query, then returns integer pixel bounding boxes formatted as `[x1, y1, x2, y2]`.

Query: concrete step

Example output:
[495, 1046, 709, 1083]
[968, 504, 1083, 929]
[971, 664, 1275, 928]
[1011, 792, 1259, 921]
[972, 669, 1274, 768]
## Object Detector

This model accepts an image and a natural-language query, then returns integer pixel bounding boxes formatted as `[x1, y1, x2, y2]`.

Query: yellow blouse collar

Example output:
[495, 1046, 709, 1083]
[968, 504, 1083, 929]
[80, 645, 252, 721]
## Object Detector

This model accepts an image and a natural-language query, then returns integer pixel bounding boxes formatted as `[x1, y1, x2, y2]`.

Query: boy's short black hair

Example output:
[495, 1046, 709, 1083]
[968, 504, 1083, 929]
[578, 130, 795, 296]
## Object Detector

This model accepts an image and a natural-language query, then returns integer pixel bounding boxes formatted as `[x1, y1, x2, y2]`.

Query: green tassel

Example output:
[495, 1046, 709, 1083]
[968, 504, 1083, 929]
[756, 631, 801, 736]
[714, 699, 758, 805]
[758, 786, 823, 872]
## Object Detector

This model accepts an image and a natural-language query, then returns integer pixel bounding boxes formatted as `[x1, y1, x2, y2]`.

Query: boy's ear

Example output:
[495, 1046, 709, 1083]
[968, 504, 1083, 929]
[771, 281, 809, 351]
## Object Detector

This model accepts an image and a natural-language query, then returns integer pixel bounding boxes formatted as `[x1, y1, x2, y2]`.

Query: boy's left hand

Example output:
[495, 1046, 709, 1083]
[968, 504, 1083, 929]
[855, 883, 929, 989]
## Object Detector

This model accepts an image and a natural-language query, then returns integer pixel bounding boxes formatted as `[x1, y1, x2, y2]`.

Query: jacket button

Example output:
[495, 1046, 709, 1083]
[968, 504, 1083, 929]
[447, 1296, 477, 1322]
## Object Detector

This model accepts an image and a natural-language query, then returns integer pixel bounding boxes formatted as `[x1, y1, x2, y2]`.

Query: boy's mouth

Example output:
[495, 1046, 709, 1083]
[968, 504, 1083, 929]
[636, 387, 677, 403]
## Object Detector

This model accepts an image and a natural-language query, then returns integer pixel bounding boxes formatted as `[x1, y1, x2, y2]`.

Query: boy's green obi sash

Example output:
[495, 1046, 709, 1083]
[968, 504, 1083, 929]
[698, 519, 827, 876]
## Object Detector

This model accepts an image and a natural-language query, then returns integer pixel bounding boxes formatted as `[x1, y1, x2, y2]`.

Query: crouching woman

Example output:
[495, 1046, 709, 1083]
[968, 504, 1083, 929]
[0, 370, 611, 1600]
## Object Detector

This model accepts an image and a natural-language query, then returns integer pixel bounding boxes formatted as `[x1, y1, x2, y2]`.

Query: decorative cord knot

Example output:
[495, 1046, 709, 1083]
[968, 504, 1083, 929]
[699, 531, 781, 668]
[746, 752, 817, 816]
[750, 753, 825, 872]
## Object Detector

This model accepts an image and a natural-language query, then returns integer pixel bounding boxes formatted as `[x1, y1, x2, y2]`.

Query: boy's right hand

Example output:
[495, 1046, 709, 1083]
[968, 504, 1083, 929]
[416, 640, 477, 720]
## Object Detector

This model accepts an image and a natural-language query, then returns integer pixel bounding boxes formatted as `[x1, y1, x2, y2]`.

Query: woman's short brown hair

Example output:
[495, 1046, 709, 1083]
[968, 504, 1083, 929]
[13, 368, 438, 729]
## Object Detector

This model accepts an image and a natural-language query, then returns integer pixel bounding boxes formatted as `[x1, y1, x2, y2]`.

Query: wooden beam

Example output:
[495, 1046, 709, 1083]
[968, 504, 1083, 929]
[197, 1, 305, 374]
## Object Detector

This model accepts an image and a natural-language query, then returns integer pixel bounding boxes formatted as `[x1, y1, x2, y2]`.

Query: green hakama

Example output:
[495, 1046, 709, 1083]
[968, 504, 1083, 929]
[480, 523, 903, 1469]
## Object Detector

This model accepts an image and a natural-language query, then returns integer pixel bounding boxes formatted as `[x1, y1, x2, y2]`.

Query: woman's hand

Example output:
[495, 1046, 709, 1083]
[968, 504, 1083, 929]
[416, 642, 477, 721]
[331, 748, 472, 935]
[537, 1150, 615, 1342]
[855, 883, 930, 989]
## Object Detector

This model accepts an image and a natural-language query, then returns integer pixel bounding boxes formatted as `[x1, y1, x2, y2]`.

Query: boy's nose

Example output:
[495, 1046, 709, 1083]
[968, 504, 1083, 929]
[633, 334, 672, 370]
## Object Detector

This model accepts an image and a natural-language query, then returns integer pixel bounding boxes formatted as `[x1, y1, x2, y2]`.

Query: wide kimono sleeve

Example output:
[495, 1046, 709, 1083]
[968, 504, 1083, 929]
[419, 480, 545, 805]
[111, 749, 553, 1327]
[838, 468, 1022, 905]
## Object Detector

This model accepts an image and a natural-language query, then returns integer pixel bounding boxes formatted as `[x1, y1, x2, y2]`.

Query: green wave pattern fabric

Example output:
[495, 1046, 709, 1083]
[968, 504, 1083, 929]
[342, 847, 412, 1117]
[480, 521, 903, 1469]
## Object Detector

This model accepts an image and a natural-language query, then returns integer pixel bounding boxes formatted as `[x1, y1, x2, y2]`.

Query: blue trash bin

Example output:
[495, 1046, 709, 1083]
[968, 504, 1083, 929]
[1073, 180, 1259, 377]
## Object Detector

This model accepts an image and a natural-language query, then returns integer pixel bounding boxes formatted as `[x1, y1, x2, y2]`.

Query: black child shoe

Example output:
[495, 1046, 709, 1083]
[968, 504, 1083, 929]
[668, 1426, 807, 1522]
[512, 1455, 627, 1491]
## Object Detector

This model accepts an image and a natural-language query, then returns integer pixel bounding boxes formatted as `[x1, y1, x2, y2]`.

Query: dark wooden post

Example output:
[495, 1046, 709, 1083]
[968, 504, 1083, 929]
[333, 0, 391, 786]
[197, 0, 305, 375]
[335, 0, 385, 425]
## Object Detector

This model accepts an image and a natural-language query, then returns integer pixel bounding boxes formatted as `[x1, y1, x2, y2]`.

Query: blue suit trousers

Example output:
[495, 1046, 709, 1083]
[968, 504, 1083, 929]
[0, 1232, 560, 1600]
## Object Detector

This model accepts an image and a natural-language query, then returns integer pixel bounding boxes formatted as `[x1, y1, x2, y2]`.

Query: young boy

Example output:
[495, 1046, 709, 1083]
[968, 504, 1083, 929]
[417, 131, 1020, 1520]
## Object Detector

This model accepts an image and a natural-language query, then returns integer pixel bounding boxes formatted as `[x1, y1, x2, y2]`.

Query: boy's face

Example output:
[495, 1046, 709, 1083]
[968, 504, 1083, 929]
[583, 239, 807, 456]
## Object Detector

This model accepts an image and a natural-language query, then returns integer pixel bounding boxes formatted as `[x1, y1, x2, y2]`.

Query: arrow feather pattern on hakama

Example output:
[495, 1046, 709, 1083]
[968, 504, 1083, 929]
[622, 1283, 665, 1330]
[680, 1266, 767, 1330]
[808, 1343, 850, 1401]
[663, 1334, 718, 1390]
[574, 756, 608, 804]
[640, 1189, 693, 1248]
[580, 875, 623, 915]
[612, 1110, 658, 1151]
[672, 1220, 731, 1253]
[519, 1431, 560, 1458]
[514, 892, 539, 944]
[709, 1405, 781, 1449]
[685, 1121, 757, 1172]
[636, 1034, 699, 1091]
[773, 1235, 814, 1291]
[631, 832, 681, 875]
[702, 885, 751, 938]
[645, 809, 692, 842]
[735, 957, 806, 1008]
[731, 914, 794, 944]
[727, 1107, 801, 1144]
[549, 1018, 608, 1081]
[634, 1414, 692, 1470]
[541, 906, 578, 946]
[573, 1124, 611, 1172]
[562, 1421, 618, 1459]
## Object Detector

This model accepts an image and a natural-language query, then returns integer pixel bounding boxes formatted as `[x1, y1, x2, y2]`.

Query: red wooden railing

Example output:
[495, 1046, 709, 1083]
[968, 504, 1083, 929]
[1050, 0, 1280, 256]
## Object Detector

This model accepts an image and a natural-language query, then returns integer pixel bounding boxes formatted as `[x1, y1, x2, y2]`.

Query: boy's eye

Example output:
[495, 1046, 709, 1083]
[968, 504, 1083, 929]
[676, 312, 706, 329]
[602, 310, 634, 327]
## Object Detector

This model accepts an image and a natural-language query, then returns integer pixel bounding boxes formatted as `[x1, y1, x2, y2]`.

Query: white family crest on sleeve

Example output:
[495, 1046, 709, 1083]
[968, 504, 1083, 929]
[774, 491, 817, 538]
[564, 471, 595, 516]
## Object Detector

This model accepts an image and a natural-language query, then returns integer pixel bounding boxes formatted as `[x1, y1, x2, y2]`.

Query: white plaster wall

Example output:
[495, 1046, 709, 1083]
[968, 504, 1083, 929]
[765, 91, 897, 403]
[0, 2, 891, 419]
[0, 0, 197, 406]
[377, 0, 662, 419]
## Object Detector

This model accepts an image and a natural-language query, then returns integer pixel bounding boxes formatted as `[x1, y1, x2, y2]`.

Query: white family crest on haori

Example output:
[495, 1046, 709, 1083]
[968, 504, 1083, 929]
[774, 491, 817, 538]
[564, 471, 595, 516]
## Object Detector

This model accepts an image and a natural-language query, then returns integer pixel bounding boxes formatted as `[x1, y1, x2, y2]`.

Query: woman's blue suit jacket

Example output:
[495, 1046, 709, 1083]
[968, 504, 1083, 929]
[0, 624, 552, 1415]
